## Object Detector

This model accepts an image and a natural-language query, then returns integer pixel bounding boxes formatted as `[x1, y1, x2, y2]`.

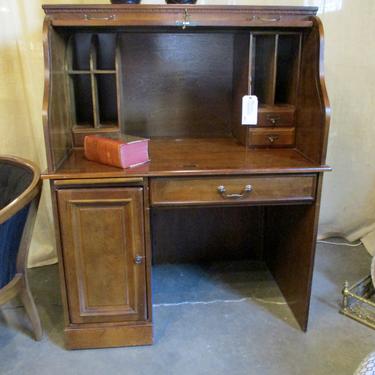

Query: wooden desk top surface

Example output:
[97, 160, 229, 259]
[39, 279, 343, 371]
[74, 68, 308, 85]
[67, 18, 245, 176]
[42, 137, 331, 180]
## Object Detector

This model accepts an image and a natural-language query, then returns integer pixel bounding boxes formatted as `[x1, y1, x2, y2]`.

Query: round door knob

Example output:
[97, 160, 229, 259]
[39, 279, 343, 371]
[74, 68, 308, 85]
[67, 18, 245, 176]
[134, 255, 144, 265]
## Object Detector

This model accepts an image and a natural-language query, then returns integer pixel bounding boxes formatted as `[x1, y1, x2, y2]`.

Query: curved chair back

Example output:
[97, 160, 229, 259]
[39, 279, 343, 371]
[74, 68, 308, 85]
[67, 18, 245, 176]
[0, 156, 41, 287]
[0, 155, 42, 340]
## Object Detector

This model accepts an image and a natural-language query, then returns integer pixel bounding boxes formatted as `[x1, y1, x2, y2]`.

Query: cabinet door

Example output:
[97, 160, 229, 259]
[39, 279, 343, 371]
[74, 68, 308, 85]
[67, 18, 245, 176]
[57, 187, 147, 324]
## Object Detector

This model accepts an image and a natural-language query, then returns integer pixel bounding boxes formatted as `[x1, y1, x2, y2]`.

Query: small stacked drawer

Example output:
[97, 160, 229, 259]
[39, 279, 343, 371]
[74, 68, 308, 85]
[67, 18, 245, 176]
[248, 105, 295, 147]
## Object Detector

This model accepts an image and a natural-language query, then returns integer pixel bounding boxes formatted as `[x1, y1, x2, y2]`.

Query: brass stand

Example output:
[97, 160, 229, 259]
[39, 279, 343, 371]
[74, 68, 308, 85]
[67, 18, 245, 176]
[340, 275, 375, 329]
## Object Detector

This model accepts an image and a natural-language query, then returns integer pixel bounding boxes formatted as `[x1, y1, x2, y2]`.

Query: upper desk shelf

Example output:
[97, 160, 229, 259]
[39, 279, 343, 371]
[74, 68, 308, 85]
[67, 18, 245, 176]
[42, 138, 331, 180]
[42, 5, 330, 178]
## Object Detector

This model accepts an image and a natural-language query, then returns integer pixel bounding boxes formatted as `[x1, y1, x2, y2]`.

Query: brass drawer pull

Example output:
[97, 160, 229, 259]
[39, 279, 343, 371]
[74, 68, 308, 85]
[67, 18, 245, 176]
[84, 14, 115, 21]
[257, 16, 281, 22]
[175, 20, 192, 29]
[217, 184, 252, 199]
[267, 135, 280, 144]
[176, 8, 198, 29]
[266, 115, 281, 125]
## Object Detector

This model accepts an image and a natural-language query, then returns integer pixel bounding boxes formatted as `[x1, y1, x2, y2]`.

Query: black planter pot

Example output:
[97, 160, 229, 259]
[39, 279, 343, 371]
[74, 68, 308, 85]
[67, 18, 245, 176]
[111, 0, 141, 4]
[165, 0, 197, 3]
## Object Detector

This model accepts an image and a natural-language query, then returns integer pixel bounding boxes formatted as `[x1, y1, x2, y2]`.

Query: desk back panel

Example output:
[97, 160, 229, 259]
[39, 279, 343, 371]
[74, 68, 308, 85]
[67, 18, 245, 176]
[151, 206, 263, 264]
[119, 32, 234, 138]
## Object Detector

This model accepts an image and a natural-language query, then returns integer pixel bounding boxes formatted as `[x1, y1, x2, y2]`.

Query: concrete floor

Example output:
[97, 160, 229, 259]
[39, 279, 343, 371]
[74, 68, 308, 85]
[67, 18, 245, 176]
[0, 239, 374, 375]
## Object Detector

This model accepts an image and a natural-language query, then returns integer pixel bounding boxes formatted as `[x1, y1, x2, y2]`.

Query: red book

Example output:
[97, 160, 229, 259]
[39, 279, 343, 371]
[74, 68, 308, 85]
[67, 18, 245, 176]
[84, 134, 150, 169]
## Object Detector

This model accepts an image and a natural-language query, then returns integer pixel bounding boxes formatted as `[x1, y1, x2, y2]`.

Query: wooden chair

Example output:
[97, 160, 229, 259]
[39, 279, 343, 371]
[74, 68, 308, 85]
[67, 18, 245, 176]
[0, 155, 42, 340]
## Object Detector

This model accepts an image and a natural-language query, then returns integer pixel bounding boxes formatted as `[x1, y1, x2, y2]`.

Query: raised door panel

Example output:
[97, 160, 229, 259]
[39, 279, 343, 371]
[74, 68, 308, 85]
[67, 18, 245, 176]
[57, 187, 147, 324]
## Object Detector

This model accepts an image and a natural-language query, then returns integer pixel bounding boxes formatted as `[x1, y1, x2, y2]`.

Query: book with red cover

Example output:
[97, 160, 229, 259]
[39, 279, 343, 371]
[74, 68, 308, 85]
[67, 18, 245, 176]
[84, 134, 150, 169]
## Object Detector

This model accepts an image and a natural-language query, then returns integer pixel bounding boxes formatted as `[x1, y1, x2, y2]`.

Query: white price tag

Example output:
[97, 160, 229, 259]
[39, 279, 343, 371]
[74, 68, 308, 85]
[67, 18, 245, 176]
[242, 95, 258, 125]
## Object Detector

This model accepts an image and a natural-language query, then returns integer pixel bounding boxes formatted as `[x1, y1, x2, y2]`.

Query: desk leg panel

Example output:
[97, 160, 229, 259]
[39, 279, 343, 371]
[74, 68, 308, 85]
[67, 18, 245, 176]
[264, 173, 323, 331]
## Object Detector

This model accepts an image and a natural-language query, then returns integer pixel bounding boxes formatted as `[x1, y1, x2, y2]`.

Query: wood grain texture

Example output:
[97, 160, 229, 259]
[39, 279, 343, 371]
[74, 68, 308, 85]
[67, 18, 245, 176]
[50, 181, 72, 328]
[0, 274, 23, 305]
[65, 323, 152, 349]
[294, 17, 331, 164]
[275, 33, 302, 105]
[119, 33, 233, 138]
[231, 32, 250, 145]
[54, 177, 143, 187]
[252, 34, 277, 105]
[142, 179, 153, 324]
[264, 173, 324, 331]
[247, 127, 295, 147]
[42, 21, 72, 173]
[257, 104, 295, 127]
[150, 175, 316, 206]
[72, 127, 120, 147]
[42, 5, 317, 28]
[0, 156, 41, 224]
[57, 188, 147, 324]
[42, 138, 330, 180]
[41, 5, 331, 348]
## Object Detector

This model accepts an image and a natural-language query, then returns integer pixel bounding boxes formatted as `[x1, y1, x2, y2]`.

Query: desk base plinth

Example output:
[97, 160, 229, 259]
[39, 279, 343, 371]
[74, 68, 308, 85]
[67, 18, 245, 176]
[64, 323, 153, 350]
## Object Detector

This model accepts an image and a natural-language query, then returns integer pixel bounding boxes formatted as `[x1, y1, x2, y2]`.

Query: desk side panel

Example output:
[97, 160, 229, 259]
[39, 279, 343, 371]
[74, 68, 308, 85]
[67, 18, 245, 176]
[43, 19, 73, 173]
[295, 17, 331, 165]
[264, 172, 323, 330]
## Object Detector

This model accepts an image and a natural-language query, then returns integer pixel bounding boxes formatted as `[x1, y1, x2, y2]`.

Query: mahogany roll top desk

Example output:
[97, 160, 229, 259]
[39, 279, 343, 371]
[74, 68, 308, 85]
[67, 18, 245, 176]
[41, 4, 331, 349]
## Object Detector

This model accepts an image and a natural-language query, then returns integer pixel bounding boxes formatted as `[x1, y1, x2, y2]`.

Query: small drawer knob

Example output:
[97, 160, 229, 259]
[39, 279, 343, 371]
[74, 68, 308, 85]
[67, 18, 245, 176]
[134, 255, 144, 265]
[266, 115, 281, 125]
[267, 135, 279, 144]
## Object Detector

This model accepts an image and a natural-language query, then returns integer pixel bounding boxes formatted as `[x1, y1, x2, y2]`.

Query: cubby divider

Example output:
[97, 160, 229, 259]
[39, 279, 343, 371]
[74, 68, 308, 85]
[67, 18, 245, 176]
[66, 30, 302, 147]
[89, 36, 100, 129]
[251, 33, 278, 105]
[69, 74, 94, 126]
[245, 31, 302, 148]
[96, 74, 118, 127]
[97, 34, 117, 71]
[275, 34, 302, 105]
[250, 32, 302, 107]
[66, 33, 121, 145]
[70, 33, 91, 71]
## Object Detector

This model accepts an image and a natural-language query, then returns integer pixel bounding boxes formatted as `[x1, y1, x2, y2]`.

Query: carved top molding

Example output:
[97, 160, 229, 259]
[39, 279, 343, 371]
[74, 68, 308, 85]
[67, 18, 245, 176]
[43, 4, 318, 16]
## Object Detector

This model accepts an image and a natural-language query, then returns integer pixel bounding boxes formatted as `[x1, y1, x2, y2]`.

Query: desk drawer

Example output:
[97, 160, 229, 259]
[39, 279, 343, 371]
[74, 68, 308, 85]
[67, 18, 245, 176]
[257, 105, 295, 127]
[150, 175, 316, 206]
[248, 128, 295, 147]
